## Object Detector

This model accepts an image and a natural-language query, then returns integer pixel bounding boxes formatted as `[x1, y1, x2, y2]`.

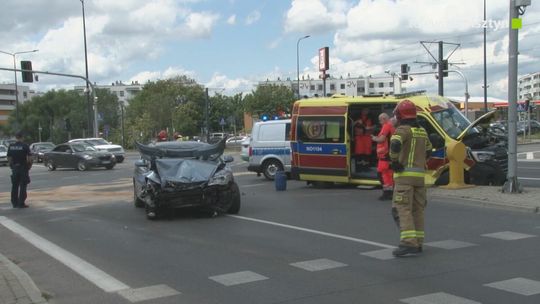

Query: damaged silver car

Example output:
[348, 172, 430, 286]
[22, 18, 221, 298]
[133, 140, 241, 220]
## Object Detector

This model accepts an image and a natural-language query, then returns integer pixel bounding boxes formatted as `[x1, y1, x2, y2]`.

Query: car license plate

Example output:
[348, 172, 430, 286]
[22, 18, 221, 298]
[102, 161, 110, 164]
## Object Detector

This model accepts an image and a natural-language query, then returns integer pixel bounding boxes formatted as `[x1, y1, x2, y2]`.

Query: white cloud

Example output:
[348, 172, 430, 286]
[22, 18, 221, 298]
[245, 10, 261, 25]
[184, 12, 220, 38]
[278, 0, 540, 99]
[0, 0, 219, 89]
[227, 14, 237, 25]
[284, 0, 347, 34]
[206, 72, 253, 94]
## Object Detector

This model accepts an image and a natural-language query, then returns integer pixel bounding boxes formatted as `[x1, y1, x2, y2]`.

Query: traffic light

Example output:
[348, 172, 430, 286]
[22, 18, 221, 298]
[20, 61, 33, 83]
[401, 64, 409, 80]
[442, 59, 449, 77]
[525, 99, 530, 112]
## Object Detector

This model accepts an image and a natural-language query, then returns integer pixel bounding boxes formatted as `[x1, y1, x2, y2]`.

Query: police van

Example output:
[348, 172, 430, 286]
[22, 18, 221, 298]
[247, 119, 291, 180]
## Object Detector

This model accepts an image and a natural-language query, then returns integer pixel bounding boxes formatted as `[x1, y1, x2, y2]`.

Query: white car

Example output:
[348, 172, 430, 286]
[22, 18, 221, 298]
[68, 138, 125, 163]
[240, 137, 250, 161]
[0, 145, 7, 166]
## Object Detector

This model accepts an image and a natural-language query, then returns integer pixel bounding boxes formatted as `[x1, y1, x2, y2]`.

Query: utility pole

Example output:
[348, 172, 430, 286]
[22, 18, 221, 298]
[503, 0, 531, 193]
[483, 0, 489, 113]
[418, 41, 462, 97]
[438, 41, 444, 96]
[296, 35, 310, 99]
[205, 88, 209, 142]
[80, 0, 92, 136]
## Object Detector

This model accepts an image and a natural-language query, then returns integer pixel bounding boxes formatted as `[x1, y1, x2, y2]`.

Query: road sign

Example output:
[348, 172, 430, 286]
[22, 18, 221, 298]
[517, 103, 525, 112]
[219, 117, 226, 126]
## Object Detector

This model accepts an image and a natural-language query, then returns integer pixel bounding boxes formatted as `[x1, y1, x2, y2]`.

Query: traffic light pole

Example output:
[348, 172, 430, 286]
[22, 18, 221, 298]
[0, 67, 99, 137]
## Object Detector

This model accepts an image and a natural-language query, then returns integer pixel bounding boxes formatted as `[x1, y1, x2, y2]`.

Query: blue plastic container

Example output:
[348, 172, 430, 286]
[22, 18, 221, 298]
[275, 171, 287, 191]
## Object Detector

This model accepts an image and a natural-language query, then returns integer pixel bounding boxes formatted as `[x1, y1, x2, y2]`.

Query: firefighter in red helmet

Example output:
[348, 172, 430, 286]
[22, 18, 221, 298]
[389, 99, 432, 257]
[157, 130, 168, 142]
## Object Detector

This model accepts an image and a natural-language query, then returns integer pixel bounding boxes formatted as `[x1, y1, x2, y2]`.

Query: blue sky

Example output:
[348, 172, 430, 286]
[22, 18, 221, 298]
[0, 0, 539, 99]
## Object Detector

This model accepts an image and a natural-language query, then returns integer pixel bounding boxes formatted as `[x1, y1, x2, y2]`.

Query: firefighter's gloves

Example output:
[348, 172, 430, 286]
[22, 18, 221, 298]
[390, 161, 404, 172]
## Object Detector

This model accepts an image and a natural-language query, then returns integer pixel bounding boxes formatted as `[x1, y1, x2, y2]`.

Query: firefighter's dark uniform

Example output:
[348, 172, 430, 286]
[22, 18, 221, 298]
[7, 141, 31, 208]
[389, 123, 432, 251]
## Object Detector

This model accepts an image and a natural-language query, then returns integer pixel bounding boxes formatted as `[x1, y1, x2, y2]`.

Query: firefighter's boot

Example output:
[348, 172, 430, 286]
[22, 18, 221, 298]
[378, 190, 393, 201]
[392, 245, 420, 257]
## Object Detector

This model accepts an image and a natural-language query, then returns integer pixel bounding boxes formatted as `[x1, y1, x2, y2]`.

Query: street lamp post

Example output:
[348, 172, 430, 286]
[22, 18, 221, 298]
[80, 0, 92, 136]
[0, 49, 38, 124]
[296, 35, 310, 99]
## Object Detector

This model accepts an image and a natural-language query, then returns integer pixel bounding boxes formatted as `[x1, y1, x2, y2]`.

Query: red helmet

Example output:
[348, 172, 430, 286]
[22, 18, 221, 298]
[394, 99, 417, 120]
[158, 130, 168, 141]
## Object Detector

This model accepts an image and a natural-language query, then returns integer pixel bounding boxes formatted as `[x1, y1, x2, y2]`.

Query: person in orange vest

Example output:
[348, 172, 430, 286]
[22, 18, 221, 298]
[371, 113, 395, 200]
[353, 108, 374, 170]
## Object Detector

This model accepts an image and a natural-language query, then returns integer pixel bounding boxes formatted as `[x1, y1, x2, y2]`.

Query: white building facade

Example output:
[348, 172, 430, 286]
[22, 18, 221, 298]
[74, 81, 143, 106]
[259, 75, 404, 98]
[518, 72, 540, 100]
[0, 83, 31, 125]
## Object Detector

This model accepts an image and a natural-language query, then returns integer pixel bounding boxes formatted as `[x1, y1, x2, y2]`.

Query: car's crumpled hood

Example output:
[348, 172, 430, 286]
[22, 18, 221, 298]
[155, 158, 218, 185]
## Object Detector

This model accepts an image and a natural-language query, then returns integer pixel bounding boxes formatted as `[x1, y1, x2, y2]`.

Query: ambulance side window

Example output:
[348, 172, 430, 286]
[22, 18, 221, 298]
[418, 116, 444, 149]
[297, 116, 345, 143]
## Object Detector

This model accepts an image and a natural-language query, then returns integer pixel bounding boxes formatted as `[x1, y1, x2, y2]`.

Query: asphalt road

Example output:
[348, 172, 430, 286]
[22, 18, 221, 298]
[1, 153, 540, 304]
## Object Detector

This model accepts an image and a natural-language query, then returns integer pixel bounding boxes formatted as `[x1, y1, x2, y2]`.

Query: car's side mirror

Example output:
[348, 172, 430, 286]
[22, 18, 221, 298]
[134, 160, 147, 167]
[66, 149, 73, 154]
[223, 155, 234, 163]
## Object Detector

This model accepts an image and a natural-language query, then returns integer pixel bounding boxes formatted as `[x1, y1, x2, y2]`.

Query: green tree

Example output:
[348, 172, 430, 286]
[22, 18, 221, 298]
[125, 76, 206, 144]
[5, 89, 121, 144]
[244, 84, 295, 117]
[209, 93, 245, 134]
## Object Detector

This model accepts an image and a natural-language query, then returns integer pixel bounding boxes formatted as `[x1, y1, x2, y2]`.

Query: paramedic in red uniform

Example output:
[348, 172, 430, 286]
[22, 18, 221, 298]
[354, 108, 374, 169]
[372, 113, 395, 200]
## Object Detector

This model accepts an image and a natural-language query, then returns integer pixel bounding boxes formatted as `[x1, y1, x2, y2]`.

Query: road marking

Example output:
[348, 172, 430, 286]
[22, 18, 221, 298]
[518, 167, 540, 170]
[401, 292, 481, 304]
[518, 177, 540, 181]
[290, 258, 347, 272]
[0, 216, 180, 302]
[228, 215, 395, 249]
[240, 183, 265, 188]
[481, 231, 536, 241]
[485, 277, 540, 296]
[209, 271, 268, 286]
[360, 249, 395, 260]
[0, 216, 129, 292]
[234, 172, 257, 177]
[117, 285, 180, 302]
[424, 240, 477, 250]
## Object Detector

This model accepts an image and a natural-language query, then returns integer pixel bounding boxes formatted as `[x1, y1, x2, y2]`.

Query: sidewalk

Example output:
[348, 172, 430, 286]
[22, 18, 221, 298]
[430, 186, 540, 213]
[0, 253, 47, 304]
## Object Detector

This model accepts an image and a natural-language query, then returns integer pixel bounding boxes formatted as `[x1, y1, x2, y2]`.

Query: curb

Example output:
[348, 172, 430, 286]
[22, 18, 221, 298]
[432, 194, 540, 214]
[0, 252, 47, 304]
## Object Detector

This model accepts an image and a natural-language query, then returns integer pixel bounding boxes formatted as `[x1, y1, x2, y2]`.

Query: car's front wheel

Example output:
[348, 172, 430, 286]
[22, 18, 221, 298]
[227, 182, 241, 214]
[133, 184, 145, 208]
[77, 161, 88, 171]
[46, 161, 56, 171]
[105, 164, 115, 170]
[262, 159, 283, 180]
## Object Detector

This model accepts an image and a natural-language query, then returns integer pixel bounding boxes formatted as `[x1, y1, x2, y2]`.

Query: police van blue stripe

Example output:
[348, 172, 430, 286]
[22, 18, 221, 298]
[252, 148, 291, 156]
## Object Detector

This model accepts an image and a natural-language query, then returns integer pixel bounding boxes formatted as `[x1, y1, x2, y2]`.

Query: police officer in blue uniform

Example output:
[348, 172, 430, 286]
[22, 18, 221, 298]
[7, 131, 32, 208]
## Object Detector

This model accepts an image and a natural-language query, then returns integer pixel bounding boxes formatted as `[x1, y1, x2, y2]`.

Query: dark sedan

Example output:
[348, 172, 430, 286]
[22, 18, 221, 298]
[30, 142, 56, 162]
[133, 140, 240, 220]
[44, 143, 116, 171]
